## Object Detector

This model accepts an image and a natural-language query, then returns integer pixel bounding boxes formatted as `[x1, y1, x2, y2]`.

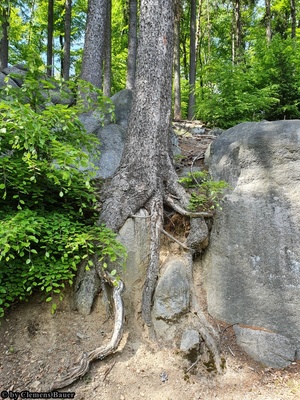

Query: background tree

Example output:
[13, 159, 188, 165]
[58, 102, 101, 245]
[47, 0, 54, 76]
[80, 0, 108, 88]
[0, 2, 9, 70]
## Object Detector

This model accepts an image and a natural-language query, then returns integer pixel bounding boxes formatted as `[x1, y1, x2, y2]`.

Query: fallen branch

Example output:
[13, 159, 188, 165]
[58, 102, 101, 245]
[50, 271, 125, 390]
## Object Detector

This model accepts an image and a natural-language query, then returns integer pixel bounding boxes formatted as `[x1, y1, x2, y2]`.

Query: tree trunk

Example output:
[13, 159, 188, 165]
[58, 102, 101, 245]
[63, 0, 72, 80]
[52, 0, 223, 389]
[290, 0, 296, 39]
[126, 0, 138, 90]
[103, 0, 111, 97]
[47, 0, 54, 77]
[81, 0, 108, 88]
[188, 0, 196, 120]
[265, 0, 272, 43]
[173, 0, 182, 121]
[0, 5, 9, 70]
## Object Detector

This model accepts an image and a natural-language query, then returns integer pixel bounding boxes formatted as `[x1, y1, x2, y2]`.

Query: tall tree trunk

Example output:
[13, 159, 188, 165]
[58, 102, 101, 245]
[0, 5, 9, 70]
[173, 0, 182, 121]
[81, 0, 108, 88]
[188, 0, 196, 120]
[51, 0, 223, 388]
[63, 0, 72, 80]
[103, 0, 111, 97]
[233, 0, 242, 62]
[126, 0, 138, 90]
[47, 0, 54, 77]
[290, 0, 296, 38]
[265, 0, 272, 43]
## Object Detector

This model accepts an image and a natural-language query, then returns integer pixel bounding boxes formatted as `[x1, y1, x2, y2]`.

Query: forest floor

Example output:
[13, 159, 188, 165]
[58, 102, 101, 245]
[1, 121, 300, 400]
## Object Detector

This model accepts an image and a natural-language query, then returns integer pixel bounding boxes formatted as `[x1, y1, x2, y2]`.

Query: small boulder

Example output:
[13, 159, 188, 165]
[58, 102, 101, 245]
[180, 329, 201, 354]
[153, 258, 190, 321]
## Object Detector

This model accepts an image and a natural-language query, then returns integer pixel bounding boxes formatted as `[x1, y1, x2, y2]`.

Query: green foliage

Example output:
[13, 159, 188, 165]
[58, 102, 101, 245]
[0, 70, 126, 318]
[179, 171, 229, 212]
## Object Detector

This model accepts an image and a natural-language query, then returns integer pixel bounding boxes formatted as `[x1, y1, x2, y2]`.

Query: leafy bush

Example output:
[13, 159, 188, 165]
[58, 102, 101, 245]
[0, 72, 126, 317]
[179, 171, 229, 212]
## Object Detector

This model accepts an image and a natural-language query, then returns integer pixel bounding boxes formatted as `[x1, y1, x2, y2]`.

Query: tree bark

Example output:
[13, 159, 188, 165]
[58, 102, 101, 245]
[188, 0, 196, 120]
[126, 0, 138, 90]
[265, 0, 272, 43]
[173, 0, 182, 121]
[290, 0, 296, 39]
[0, 5, 9, 70]
[103, 0, 111, 97]
[63, 0, 72, 80]
[47, 0, 54, 77]
[81, 0, 108, 88]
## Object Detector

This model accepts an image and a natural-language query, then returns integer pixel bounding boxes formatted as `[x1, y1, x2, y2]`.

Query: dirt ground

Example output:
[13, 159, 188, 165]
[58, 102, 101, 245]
[1, 123, 300, 399]
[1, 283, 300, 400]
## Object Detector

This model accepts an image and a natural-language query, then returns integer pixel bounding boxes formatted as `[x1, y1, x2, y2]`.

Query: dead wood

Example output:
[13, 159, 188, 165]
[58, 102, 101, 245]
[50, 270, 125, 390]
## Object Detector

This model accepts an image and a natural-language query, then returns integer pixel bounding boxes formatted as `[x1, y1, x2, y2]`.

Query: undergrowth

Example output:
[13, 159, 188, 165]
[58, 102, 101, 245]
[0, 65, 126, 317]
[179, 170, 228, 212]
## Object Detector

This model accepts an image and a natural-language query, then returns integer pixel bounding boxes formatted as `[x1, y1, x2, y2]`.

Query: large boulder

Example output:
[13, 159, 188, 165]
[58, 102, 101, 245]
[202, 121, 300, 364]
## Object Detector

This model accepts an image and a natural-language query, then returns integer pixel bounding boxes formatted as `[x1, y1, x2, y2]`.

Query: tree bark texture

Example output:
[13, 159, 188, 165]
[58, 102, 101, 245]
[126, 0, 138, 90]
[173, 0, 182, 121]
[63, 0, 72, 80]
[100, 0, 178, 233]
[188, 0, 196, 120]
[0, 6, 9, 70]
[265, 0, 272, 43]
[47, 0, 54, 77]
[103, 0, 111, 97]
[81, 0, 108, 88]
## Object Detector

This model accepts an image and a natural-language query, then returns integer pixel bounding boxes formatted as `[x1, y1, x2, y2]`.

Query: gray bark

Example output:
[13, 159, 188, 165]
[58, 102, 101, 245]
[265, 0, 271, 43]
[63, 0, 72, 80]
[0, 6, 9, 70]
[100, 0, 177, 232]
[81, 0, 108, 88]
[173, 1, 182, 121]
[47, 0, 54, 77]
[103, 0, 111, 97]
[188, 0, 196, 120]
[126, 0, 138, 90]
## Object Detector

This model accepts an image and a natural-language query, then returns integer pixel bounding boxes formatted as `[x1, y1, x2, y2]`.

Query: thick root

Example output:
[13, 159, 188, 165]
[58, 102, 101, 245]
[50, 270, 125, 390]
[141, 193, 163, 327]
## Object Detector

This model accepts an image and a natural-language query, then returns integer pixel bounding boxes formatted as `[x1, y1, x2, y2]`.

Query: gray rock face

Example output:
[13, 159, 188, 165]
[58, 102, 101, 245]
[203, 121, 300, 363]
[95, 124, 126, 179]
[186, 218, 209, 253]
[111, 89, 133, 129]
[234, 325, 296, 368]
[153, 258, 190, 321]
[180, 329, 201, 354]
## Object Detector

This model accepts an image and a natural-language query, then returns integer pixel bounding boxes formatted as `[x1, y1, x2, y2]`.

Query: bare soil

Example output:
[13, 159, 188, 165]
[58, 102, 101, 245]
[1, 123, 300, 399]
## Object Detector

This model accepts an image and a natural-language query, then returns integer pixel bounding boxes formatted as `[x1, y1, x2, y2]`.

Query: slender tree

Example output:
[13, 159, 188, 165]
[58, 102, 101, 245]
[63, 0, 72, 80]
[47, 0, 54, 76]
[265, 0, 272, 43]
[188, 0, 196, 119]
[173, 0, 182, 121]
[103, 0, 111, 96]
[0, 4, 9, 70]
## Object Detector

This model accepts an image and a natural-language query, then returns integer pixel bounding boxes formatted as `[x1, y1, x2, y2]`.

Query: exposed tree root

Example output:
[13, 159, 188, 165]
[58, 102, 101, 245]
[141, 193, 163, 328]
[50, 270, 125, 390]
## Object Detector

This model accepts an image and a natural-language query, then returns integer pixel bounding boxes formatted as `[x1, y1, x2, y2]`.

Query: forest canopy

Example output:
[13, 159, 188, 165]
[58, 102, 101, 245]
[0, 0, 299, 128]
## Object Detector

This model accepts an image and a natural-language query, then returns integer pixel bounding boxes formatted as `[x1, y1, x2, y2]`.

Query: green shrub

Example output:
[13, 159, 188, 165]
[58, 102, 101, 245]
[0, 72, 126, 317]
[179, 171, 229, 212]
